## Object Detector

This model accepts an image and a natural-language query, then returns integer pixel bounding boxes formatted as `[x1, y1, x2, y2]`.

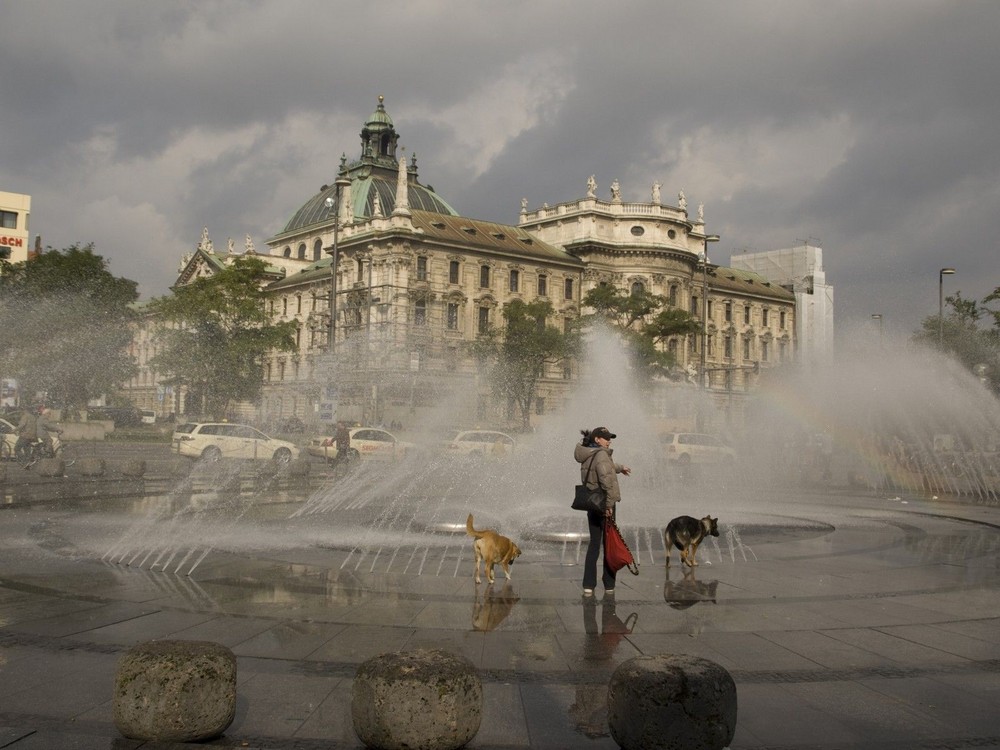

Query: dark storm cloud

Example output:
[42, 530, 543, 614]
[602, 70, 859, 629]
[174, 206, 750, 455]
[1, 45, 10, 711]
[2, 0, 997, 334]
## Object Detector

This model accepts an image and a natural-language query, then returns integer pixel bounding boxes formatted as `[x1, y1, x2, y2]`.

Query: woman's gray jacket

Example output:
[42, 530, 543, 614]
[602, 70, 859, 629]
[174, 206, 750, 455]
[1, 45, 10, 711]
[574, 443, 625, 510]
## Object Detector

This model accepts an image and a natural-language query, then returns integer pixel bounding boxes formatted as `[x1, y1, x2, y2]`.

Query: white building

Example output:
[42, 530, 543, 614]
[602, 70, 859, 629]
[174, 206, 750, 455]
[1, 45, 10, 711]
[730, 244, 834, 365]
[0, 190, 31, 265]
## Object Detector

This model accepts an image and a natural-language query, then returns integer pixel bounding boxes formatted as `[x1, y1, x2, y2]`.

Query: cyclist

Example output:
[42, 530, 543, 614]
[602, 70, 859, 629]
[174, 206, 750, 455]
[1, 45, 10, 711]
[15, 405, 42, 460]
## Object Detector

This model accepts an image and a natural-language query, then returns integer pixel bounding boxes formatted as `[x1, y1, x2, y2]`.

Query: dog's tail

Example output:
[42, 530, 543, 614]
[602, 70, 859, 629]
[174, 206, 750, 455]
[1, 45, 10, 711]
[466, 513, 484, 538]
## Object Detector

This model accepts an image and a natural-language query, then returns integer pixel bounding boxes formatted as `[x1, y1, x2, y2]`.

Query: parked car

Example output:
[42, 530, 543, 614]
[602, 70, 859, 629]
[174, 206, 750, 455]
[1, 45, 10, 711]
[442, 430, 516, 458]
[307, 427, 414, 462]
[171, 422, 299, 463]
[660, 432, 736, 465]
[0, 415, 63, 459]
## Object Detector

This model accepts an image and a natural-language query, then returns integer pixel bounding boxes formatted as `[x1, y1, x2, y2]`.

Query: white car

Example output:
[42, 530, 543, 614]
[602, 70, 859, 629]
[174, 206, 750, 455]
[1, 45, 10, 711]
[307, 427, 414, 462]
[660, 432, 736, 465]
[442, 430, 516, 458]
[172, 422, 299, 463]
[0, 415, 63, 459]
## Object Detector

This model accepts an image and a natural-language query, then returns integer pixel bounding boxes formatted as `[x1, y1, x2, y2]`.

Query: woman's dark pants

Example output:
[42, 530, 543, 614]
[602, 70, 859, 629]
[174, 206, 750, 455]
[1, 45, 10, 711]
[583, 507, 616, 591]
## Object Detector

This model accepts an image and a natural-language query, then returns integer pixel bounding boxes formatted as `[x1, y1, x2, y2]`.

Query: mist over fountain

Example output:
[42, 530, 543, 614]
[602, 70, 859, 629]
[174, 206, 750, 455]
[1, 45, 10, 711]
[69, 324, 1000, 578]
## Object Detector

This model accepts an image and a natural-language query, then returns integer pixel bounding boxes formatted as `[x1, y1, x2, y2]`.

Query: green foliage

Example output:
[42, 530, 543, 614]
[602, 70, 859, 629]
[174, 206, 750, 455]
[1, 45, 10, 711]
[0, 244, 139, 410]
[916, 290, 1000, 392]
[471, 299, 577, 428]
[149, 255, 297, 418]
[581, 285, 699, 379]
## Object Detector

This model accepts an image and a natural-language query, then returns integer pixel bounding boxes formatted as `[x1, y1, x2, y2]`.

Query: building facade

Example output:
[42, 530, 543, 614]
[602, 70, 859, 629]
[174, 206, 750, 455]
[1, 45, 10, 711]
[124, 98, 798, 429]
[0, 191, 31, 265]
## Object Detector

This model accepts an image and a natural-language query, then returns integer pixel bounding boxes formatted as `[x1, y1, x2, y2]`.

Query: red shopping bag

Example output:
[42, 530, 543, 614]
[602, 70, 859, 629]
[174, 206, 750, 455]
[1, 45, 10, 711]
[604, 517, 639, 575]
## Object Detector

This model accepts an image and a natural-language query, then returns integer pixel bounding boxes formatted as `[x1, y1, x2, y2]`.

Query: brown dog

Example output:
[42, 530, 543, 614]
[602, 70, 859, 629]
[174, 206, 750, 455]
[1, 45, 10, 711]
[466, 514, 521, 585]
[664, 515, 719, 568]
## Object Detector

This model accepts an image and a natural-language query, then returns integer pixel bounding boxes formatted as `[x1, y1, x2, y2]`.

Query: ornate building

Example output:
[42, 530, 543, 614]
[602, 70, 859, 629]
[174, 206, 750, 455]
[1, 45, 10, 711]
[125, 97, 796, 429]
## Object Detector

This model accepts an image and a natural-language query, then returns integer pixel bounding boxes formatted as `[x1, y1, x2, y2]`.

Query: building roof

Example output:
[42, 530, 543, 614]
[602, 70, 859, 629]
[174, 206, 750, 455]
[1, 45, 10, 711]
[707, 265, 795, 301]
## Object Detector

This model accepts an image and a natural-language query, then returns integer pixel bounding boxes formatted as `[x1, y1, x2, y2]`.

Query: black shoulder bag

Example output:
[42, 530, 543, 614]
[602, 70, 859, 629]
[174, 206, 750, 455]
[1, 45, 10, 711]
[572, 453, 606, 512]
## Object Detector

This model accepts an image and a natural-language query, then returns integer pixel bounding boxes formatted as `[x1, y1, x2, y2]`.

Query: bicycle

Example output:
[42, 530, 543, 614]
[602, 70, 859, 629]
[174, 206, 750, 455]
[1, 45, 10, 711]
[14, 436, 63, 469]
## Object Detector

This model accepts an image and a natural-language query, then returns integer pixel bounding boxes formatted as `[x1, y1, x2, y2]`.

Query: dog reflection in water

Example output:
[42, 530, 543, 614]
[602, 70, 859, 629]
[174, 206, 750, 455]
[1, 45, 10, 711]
[472, 581, 520, 632]
[663, 567, 719, 610]
[466, 514, 521, 585]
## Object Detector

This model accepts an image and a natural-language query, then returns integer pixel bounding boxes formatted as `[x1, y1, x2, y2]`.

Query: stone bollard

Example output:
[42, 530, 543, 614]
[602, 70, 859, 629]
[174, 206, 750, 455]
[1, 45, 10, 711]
[608, 655, 737, 750]
[78, 458, 107, 477]
[352, 649, 482, 750]
[35, 458, 65, 477]
[113, 639, 237, 743]
[119, 459, 147, 478]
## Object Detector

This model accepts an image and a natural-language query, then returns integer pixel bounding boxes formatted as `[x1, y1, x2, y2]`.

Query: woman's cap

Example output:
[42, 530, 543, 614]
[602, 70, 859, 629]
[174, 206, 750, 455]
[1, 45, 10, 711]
[592, 427, 616, 440]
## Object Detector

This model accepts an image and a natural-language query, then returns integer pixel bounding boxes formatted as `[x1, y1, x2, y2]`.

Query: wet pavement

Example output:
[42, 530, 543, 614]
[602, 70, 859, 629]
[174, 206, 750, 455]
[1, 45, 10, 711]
[1, 454, 999, 749]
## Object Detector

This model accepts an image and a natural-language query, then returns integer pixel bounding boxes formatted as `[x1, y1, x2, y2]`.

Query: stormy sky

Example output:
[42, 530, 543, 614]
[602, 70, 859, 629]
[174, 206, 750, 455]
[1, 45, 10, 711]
[2, 1, 997, 339]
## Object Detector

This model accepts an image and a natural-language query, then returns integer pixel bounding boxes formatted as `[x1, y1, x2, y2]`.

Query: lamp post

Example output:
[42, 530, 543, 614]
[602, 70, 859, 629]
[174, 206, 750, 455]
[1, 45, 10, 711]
[938, 267, 955, 346]
[871, 314, 883, 348]
[700, 234, 721, 389]
[323, 175, 351, 352]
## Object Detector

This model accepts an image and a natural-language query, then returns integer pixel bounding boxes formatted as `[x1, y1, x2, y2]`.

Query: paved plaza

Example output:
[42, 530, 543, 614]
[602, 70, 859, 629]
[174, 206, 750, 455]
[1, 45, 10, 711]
[1, 452, 999, 749]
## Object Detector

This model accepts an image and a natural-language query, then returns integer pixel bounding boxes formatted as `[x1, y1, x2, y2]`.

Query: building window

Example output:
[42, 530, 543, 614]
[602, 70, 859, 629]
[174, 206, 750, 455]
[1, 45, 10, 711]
[762, 340, 770, 362]
[416, 256, 428, 281]
[296, 295, 302, 314]
[763, 308, 770, 327]
[563, 364, 572, 379]
[478, 306, 490, 334]
[449, 260, 459, 284]
[538, 275, 547, 296]
[779, 310, 785, 329]
[282, 297, 288, 316]
[297, 243, 306, 260]
[564, 278, 574, 300]
[631, 281, 645, 296]
[447, 303, 459, 330]
[691, 295, 699, 315]
[742, 337, 751, 359]
[357, 259, 364, 282]
[295, 327, 301, 347]
[1, 210, 17, 229]
[278, 362, 285, 381]
[480, 265, 490, 288]
[313, 239, 323, 261]
[724, 301, 732, 322]
[535, 397, 545, 415]
[668, 285, 678, 306]
[743, 306, 751, 325]
[779, 341, 787, 361]
[509, 269, 519, 292]
[414, 299, 427, 326]
[724, 335, 733, 359]
[708, 300, 714, 318]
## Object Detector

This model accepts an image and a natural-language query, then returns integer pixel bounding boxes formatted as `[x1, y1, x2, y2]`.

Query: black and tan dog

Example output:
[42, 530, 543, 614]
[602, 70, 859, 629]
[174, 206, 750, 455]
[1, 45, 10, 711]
[466, 514, 522, 585]
[664, 515, 719, 568]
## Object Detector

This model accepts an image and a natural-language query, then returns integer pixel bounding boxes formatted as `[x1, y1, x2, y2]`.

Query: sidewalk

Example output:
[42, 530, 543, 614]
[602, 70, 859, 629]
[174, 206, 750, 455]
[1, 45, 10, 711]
[0, 489, 998, 749]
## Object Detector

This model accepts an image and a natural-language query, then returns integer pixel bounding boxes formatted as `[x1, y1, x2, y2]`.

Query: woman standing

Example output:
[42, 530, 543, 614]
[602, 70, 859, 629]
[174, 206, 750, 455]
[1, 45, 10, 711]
[574, 427, 631, 596]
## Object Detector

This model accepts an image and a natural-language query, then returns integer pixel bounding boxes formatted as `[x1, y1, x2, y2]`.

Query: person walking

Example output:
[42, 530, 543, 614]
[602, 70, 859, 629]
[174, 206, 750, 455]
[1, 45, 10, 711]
[574, 426, 631, 597]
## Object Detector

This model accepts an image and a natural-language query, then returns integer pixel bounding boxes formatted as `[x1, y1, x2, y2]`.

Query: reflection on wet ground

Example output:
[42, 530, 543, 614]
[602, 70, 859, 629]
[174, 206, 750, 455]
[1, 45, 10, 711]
[1, 483, 999, 749]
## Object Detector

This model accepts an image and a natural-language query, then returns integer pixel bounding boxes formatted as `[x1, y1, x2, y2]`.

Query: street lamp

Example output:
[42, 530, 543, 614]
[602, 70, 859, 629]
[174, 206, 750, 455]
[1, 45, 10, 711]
[700, 234, 721, 389]
[871, 314, 883, 348]
[938, 267, 955, 346]
[324, 175, 351, 352]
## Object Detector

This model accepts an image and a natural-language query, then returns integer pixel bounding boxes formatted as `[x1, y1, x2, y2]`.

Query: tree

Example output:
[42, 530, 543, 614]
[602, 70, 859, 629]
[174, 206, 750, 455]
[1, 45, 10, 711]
[149, 255, 298, 418]
[0, 244, 139, 411]
[471, 299, 577, 429]
[915, 290, 1000, 393]
[580, 285, 700, 380]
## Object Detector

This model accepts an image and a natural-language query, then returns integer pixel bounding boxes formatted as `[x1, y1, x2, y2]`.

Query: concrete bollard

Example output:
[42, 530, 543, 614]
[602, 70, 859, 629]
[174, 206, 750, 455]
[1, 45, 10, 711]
[35, 458, 65, 477]
[113, 639, 237, 743]
[78, 458, 107, 477]
[608, 655, 737, 750]
[352, 649, 482, 750]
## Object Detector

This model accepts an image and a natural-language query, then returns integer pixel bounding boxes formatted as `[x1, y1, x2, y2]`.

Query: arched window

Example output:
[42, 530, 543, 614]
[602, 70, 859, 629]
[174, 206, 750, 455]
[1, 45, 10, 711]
[668, 285, 678, 306]
[480, 265, 490, 288]
[509, 269, 519, 292]
[283, 247, 291, 258]
[313, 239, 323, 261]
[631, 281, 645, 296]
[297, 243, 306, 259]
